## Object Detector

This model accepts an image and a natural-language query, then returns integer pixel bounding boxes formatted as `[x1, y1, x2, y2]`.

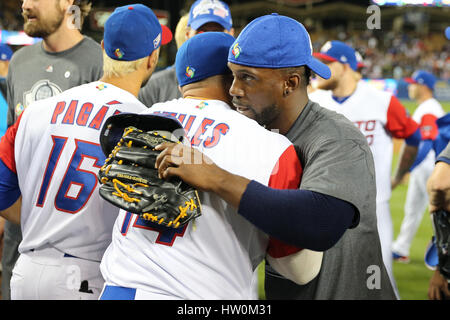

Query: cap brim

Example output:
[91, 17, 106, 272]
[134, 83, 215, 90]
[189, 16, 230, 31]
[312, 52, 338, 63]
[307, 57, 331, 80]
[404, 77, 417, 84]
[100, 113, 184, 156]
[161, 25, 173, 45]
[357, 62, 366, 68]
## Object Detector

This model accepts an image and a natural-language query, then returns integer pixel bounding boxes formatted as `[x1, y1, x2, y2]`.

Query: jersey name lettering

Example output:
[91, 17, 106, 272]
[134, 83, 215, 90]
[354, 120, 377, 146]
[153, 111, 230, 148]
[50, 100, 121, 130]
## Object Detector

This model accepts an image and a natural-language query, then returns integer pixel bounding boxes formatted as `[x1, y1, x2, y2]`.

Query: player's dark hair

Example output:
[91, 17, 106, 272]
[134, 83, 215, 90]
[302, 66, 312, 87]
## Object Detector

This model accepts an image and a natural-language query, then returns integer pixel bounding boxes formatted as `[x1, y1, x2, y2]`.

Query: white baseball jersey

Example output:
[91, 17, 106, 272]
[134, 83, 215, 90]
[0, 81, 147, 261]
[309, 81, 419, 204]
[100, 98, 301, 299]
[391, 97, 445, 257]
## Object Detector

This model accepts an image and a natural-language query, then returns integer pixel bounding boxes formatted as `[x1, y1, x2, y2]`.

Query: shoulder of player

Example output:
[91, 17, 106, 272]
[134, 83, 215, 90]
[78, 36, 102, 52]
[226, 110, 292, 145]
[419, 98, 445, 112]
[308, 89, 332, 102]
[357, 80, 391, 101]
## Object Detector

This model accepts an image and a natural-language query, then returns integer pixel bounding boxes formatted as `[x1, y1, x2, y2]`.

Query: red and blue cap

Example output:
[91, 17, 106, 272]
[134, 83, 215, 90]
[0, 44, 13, 61]
[227, 13, 331, 79]
[188, 0, 232, 31]
[313, 40, 358, 71]
[104, 4, 172, 61]
[404, 70, 436, 91]
[176, 32, 235, 87]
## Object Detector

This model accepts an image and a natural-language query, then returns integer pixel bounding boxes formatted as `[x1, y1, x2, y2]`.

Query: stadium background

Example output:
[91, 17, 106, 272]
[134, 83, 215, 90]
[0, 0, 449, 300]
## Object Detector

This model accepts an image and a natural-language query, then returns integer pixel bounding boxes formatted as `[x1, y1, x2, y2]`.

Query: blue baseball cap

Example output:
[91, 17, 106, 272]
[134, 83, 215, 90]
[104, 4, 172, 61]
[404, 70, 436, 91]
[313, 40, 358, 71]
[176, 32, 235, 87]
[227, 13, 330, 79]
[0, 44, 13, 61]
[188, 0, 232, 31]
[446, 26, 450, 40]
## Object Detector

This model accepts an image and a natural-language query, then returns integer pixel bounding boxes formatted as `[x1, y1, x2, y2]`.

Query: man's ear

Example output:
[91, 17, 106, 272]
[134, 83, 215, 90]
[148, 48, 160, 70]
[284, 72, 301, 96]
[61, 0, 75, 13]
[185, 26, 192, 41]
[100, 40, 104, 50]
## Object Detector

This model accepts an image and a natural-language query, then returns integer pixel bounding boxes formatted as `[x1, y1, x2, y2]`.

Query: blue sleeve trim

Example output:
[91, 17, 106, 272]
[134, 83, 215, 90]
[405, 128, 421, 147]
[238, 180, 356, 251]
[409, 140, 433, 172]
[0, 159, 20, 210]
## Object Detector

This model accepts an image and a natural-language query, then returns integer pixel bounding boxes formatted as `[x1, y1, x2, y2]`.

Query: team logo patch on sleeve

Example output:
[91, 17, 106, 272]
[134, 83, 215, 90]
[96, 84, 108, 91]
[15, 103, 25, 117]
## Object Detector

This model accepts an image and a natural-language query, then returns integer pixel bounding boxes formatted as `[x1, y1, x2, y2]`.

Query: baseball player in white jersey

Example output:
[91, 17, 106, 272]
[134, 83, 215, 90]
[0, 4, 172, 299]
[392, 70, 445, 262]
[309, 40, 421, 298]
[99, 32, 320, 300]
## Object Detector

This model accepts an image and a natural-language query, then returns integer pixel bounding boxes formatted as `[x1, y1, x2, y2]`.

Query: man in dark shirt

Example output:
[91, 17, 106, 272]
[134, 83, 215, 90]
[155, 14, 396, 299]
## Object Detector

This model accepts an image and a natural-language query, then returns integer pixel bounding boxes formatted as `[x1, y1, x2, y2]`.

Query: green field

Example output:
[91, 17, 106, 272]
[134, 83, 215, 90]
[257, 100, 450, 300]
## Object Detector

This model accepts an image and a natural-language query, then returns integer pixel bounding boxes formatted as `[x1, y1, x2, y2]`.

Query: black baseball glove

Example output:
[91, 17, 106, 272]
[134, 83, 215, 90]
[98, 113, 202, 229]
[432, 209, 450, 280]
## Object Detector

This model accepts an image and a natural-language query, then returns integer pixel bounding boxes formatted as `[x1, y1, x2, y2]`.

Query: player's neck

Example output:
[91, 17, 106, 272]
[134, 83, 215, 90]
[182, 87, 230, 104]
[270, 91, 308, 135]
[333, 74, 358, 98]
[42, 25, 84, 53]
[416, 92, 433, 105]
[100, 75, 142, 97]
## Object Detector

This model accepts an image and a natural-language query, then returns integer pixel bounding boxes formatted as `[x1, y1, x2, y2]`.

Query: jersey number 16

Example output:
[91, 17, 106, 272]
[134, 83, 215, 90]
[36, 135, 104, 213]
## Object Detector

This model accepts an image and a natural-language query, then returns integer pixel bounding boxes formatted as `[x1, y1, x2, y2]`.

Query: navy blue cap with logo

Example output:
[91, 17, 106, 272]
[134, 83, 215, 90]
[103, 4, 172, 61]
[404, 70, 436, 91]
[176, 32, 235, 87]
[313, 40, 358, 71]
[188, 0, 232, 31]
[227, 13, 331, 79]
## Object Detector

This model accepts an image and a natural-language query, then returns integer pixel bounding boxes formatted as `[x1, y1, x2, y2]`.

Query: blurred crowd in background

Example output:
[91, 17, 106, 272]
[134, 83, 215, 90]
[310, 28, 449, 81]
